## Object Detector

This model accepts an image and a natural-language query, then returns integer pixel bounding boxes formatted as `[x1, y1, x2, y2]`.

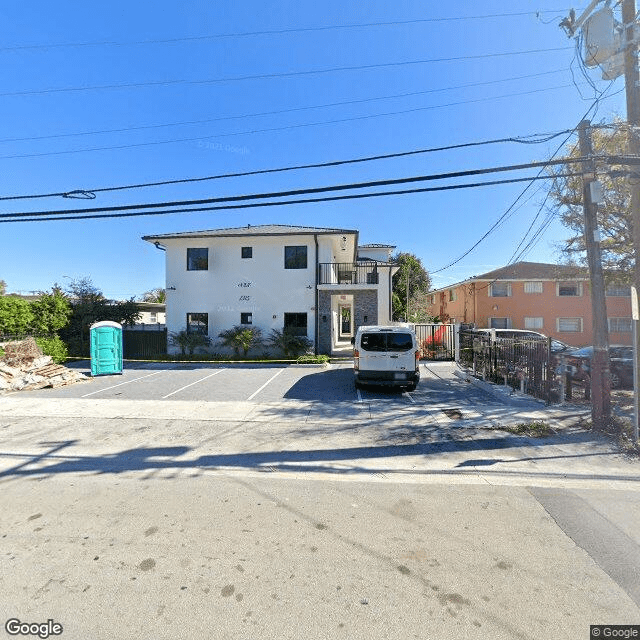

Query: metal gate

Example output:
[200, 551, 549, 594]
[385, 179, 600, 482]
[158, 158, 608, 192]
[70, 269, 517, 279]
[414, 323, 455, 360]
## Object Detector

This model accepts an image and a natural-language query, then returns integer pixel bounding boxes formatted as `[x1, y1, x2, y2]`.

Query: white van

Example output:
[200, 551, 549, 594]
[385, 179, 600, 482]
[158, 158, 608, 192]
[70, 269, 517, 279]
[352, 325, 420, 391]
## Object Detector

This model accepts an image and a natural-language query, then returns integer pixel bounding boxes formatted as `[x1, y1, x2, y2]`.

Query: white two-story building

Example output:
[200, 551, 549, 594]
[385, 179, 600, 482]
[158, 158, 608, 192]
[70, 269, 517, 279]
[142, 224, 399, 355]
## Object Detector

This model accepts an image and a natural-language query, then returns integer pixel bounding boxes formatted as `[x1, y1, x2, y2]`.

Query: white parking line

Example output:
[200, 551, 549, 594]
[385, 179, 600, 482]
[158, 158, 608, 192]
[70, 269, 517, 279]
[246, 368, 286, 401]
[403, 391, 416, 403]
[356, 388, 363, 403]
[80, 371, 164, 398]
[162, 369, 225, 399]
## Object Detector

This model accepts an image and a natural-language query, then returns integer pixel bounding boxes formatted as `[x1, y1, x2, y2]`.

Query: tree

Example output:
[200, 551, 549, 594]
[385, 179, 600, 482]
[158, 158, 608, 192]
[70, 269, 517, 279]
[548, 122, 633, 279]
[391, 252, 431, 321]
[169, 330, 211, 356]
[59, 277, 141, 355]
[0, 280, 6, 296]
[218, 325, 263, 357]
[0, 296, 34, 335]
[30, 288, 72, 334]
[141, 288, 166, 303]
[267, 328, 313, 357]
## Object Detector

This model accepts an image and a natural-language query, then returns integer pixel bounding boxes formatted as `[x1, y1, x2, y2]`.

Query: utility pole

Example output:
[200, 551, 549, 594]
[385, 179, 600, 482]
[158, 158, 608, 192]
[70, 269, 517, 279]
[622, 0, 640, 439]
[578, 120, 612, 426]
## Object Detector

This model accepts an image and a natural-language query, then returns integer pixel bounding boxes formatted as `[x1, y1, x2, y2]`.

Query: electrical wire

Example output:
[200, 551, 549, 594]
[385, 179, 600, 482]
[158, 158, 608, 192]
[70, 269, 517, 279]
[0, 173, 577, 224]
[0, 83, 589, 162]
[0, 69, 569, 146]
[0, 129, 576, 203]
[0, 11, 580, 52]
[0, 158, 603, 219]
[0, 47, 574, 99]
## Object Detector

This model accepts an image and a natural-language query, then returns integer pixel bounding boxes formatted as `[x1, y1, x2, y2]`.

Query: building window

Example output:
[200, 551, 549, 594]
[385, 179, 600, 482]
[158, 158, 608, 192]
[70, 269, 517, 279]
[606, 285, 631, 297]
[608, 317, 632, 333]
[524, 317, 544, 329]
[489, 282, 511, 297]
[284, 246, 307, 269]
[284, 312, 308, 336]
[150, 312, 157, 323]
[448, 289, 457, 302]
[240, 312, 252, 325]
[187, 313, 208, 335]
[557, 317, 583, 332]
[524, 281, 543, 294]
[557, 282, 582, 296]
[187, 248, 208, 271]
[427, 294, 435, 305]
[241, 246, 253, 259]
[366, 271, 379, 284]
[489, 317, 510, 329]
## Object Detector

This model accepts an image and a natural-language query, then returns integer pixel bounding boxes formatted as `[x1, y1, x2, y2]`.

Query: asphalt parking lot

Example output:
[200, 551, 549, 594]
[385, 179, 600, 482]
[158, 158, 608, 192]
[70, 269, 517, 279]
[13, 360, 517, 407]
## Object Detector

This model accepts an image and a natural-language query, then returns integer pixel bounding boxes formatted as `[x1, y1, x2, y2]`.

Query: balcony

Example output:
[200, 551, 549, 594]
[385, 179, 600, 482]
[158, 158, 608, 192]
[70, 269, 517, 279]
[318, 262, 380, 285]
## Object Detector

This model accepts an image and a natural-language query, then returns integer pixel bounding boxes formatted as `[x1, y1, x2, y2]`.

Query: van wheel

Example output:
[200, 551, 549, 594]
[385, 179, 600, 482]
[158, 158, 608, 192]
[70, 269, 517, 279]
[406, 383, 416, 392]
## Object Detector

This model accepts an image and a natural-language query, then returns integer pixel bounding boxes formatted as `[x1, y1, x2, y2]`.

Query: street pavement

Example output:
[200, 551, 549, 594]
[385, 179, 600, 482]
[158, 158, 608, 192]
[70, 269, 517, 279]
[1, 361, 638, 639]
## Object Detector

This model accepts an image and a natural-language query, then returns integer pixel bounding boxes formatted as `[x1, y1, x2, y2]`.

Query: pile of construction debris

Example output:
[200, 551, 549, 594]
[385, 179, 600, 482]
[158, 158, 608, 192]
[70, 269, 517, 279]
[0, 337, 88, 392]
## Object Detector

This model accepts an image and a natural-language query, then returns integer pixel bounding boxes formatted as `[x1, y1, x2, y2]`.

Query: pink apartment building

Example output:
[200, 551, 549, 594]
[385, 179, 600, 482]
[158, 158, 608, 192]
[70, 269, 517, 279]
[424, 262, 633, 347]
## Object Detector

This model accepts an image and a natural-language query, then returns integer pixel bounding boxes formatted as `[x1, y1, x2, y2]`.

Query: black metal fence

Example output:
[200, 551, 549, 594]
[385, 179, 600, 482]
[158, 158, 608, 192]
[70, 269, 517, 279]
[414, 324, 455, 360]
[459, 329, 553, 402]
[123, 329, 167, 358]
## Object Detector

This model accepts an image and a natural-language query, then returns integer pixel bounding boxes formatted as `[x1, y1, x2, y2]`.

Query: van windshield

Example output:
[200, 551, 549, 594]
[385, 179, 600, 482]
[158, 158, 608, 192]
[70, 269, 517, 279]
[360, 332, 413, 352]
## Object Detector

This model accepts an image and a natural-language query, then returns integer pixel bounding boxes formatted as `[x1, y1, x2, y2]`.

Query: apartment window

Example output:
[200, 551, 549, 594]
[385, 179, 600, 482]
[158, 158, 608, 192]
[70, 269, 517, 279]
[366, 271, 379, 284]
[557, 317, 583, 332]
[284, 246, 307, 269]
[241, 246, 253, 259]
[284, 312, 308, 336]
[150, 312, 157, 323]
[240, 312, 253, 325]
[557, 282, 582, 296]
[448, 289, 457, 302]
[524, 317, 544, 329]
[489, 282, 512, 297]
[524, 281, 543, 294]
[608, 317, 632, 333]
[606, 285, 631, 297]
[186, 313, 208, 335]
[187, 248, 208, 271]
[489, 317, 510, 329]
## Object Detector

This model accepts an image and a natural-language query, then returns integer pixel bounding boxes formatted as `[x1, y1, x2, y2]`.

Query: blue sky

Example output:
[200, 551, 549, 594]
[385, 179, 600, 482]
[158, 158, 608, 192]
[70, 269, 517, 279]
[0, 1, 627, 298]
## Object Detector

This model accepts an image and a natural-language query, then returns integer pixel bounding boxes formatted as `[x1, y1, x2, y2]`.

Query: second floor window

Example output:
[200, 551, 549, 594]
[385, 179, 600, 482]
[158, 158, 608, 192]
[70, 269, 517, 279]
[606, 285, 631, 297]
[285, 246, 307, 269]
[557, 282, 582, 296]
[489, 282, 511, 297]
[524, 281, 543, 294]
[187, 248, 208, 271]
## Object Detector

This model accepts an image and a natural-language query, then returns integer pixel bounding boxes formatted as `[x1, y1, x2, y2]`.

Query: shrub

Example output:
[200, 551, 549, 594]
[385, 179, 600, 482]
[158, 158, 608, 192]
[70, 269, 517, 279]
[297, 354, 329, 364]
[35, 336, 68, 364]
[267, 328, 313, 358]
[218, 325, 263, 357]
[169, 330, 211, 355]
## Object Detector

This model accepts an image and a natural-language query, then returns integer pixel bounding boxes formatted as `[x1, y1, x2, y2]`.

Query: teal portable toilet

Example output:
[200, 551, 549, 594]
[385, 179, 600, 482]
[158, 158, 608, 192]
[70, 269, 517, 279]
[90, 321, 123, 376]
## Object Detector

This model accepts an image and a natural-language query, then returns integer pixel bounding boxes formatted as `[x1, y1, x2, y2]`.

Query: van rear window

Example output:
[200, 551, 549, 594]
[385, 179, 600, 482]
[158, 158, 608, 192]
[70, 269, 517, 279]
[361, 333, 413, 352]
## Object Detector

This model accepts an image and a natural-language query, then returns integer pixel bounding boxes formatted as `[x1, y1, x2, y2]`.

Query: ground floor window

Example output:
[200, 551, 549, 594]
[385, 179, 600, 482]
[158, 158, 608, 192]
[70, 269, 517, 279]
[241, 312, 252, 325]
[524, 317, 544, 329]
[187, 313, 208, 335]
[284, 312, 307, 336]
[489, 317, 510, 329]
[608, 317, 632, 333]
[557, 317, 583, 332]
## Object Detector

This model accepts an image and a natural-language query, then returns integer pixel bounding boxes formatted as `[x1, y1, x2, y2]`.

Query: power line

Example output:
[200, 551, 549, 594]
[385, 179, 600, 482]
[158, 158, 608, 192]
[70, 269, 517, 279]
[429, 86, 617, 275]
[0, 12, 578, 52]
[0, 129, 575, 203]
[0, 84, 586, 162]
[0, 173, 577, 224]
[0, 47, 573, 98]
[0, 157, 603, 220]
[0, 69, 568, 145]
